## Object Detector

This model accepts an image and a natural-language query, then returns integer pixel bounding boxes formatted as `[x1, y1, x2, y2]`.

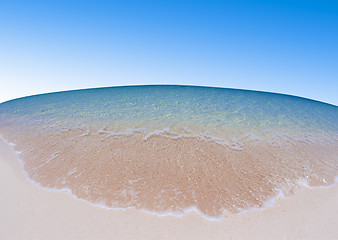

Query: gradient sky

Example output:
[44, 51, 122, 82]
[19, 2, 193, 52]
[0, 0, 337, 105]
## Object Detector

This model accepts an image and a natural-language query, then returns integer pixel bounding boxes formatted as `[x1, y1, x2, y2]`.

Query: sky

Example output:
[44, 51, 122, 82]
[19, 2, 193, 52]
[0, 0, 337, 105]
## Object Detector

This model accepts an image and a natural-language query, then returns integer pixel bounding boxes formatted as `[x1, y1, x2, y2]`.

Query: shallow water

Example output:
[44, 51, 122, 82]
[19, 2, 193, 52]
[0, 85, 337, 218]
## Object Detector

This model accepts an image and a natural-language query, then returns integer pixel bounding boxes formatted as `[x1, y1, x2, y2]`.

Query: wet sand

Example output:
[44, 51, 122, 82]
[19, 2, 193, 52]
[1, 137, 338, 240]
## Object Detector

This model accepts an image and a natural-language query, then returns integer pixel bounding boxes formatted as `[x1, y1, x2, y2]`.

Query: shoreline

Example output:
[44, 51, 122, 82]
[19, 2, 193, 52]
[4, 133, 337, 221]
[1, 137, 338, 239]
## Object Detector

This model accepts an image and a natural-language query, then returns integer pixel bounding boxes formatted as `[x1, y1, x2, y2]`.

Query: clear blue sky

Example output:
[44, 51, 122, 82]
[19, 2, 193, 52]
[0, 0, 337, 105]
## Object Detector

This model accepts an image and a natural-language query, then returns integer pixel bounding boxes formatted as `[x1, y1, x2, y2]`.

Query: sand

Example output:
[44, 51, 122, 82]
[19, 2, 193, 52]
[0, 137, 337, 240]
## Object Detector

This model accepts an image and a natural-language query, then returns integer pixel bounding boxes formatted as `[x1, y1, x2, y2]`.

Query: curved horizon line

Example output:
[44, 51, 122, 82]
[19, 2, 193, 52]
[1, 84, 337, 107]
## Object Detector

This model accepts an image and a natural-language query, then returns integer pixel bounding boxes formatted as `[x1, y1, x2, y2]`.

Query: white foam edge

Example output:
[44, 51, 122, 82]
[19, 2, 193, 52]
[97, 125, 333, 151]
[297, 176, 338, 189]
[140, 127, 244, 150]
[55, 124, 334, 152]
[89, 125, 245, 150]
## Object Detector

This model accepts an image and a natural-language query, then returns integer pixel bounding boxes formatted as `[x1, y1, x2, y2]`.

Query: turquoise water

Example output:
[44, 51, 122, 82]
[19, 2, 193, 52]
[1, 85, 337, 129]
[1, 85, 337, 143]
[0, 85, 337, 218]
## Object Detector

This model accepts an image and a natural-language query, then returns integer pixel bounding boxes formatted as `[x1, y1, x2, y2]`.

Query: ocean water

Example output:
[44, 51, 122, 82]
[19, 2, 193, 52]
[0, 85, 337, 219]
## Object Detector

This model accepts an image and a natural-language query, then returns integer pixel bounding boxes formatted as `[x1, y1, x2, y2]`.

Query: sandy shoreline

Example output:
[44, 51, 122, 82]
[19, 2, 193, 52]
[0, 137, 337, 240]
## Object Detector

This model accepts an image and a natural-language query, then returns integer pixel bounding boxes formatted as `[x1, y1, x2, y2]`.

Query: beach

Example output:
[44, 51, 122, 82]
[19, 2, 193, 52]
[1, 137, 337, 240]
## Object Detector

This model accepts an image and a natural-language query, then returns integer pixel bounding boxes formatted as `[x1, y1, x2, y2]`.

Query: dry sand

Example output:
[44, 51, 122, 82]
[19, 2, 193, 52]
[0, 137, 337, 240]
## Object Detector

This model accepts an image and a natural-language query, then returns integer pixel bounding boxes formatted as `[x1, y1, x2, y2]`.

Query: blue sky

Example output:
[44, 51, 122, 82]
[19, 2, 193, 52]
[0, 0, 337, 105]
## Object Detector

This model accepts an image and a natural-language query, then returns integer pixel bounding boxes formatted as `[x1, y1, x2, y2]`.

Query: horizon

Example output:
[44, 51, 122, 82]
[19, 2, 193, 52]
[1, 84, 337, 107]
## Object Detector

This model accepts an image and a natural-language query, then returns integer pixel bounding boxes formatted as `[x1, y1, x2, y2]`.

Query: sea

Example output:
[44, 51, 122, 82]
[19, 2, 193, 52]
[0, 85, 337, 220]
